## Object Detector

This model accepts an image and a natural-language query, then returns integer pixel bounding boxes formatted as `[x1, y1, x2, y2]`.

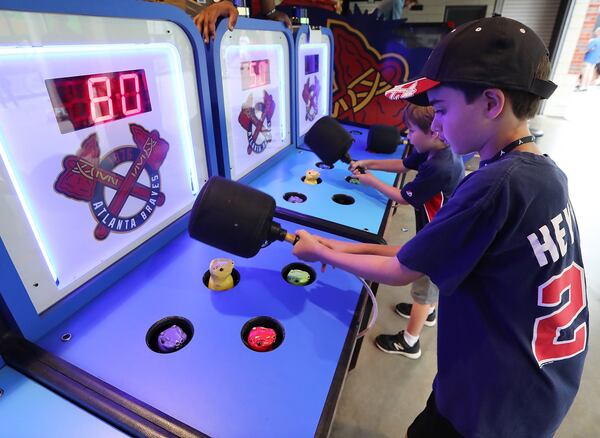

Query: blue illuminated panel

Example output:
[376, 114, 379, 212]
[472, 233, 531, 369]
[246, 125, 406, 235]
[0, 367, 124, 437]
[37, 218, 363, 437]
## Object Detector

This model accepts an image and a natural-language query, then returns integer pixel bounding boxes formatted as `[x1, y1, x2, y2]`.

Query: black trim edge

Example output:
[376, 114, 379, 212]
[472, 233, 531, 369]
[274, 207, 387, 244]
[349, 282, 379, 371]
[314, 281, 370, 437]
[377, 172, 402, 236]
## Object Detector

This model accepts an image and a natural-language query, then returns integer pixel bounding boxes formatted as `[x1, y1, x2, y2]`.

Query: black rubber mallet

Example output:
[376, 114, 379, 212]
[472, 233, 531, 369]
[188, 176, 297, 258]
[304, 116, 366, 173]
[366, 125, 401, 154]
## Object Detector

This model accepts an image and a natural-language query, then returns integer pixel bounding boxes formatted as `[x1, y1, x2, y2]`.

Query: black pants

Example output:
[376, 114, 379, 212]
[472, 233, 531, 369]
[407, 392, 462, 437]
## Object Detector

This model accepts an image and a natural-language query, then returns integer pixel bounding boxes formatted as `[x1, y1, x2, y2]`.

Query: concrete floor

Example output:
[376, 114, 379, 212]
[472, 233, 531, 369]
[330, 87, 600, 437]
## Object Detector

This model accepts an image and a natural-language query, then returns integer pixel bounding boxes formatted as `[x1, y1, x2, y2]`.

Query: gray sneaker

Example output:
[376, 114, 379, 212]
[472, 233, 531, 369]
[395, 302, 436, 327]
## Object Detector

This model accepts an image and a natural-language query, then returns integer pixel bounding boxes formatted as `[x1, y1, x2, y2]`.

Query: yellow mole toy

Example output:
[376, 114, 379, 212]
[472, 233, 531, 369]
[207, 258, 235, 291]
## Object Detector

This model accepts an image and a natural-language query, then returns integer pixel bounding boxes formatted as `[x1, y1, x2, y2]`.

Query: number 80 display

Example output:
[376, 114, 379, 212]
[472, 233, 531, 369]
[46, 69, 152, 134]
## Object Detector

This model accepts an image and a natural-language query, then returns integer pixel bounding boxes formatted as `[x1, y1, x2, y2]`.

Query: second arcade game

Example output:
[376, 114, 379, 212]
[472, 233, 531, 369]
[208, 18, 407, 240]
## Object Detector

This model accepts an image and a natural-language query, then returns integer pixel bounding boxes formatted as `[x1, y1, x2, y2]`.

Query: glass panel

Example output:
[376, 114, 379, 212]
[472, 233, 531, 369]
[0, 11, 207, 313]
[297, 33, 330, 137]
[220, 29, 291, 180]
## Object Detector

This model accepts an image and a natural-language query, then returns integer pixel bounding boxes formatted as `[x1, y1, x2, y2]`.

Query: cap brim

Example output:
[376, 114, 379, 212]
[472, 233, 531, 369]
[385, 77, 440, 106]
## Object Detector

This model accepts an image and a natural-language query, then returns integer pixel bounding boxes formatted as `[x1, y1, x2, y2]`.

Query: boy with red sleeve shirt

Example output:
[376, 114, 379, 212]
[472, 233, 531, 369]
[350, 105, 464, 358]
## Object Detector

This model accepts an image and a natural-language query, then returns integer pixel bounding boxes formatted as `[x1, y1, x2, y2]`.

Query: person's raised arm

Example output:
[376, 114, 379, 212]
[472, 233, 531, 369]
[260, 0, 291, 28]
[193, 1, 238, 43]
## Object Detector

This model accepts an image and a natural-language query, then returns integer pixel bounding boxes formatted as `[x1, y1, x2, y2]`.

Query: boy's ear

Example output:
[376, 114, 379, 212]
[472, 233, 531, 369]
[482, 88, 505, 119]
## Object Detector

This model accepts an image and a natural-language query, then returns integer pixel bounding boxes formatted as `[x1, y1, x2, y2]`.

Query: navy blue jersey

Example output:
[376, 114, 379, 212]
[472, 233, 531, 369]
[401, 148, 464, 231]
[397, 152, 588, 437]
[403, 150, 428, 170]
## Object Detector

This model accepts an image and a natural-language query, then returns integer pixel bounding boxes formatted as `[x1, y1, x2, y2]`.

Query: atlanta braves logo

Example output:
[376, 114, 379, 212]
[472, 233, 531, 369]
[327, 19, 409, 126]
[54, 124, 168, 240]
[302, 76, 321, 122]
[237, 90, 276, 154]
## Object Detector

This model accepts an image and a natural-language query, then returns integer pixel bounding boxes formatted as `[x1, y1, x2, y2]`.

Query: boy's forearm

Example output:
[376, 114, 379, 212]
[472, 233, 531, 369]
[367, 159, 407, 173]
[370, 179, 408, 204]
[345, 242, 401, 256]
[320, 249, 421, 286]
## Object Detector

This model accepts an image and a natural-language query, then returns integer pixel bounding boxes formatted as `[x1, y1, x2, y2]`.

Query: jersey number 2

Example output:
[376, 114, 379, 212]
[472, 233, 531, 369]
[533, 262, 587, 367]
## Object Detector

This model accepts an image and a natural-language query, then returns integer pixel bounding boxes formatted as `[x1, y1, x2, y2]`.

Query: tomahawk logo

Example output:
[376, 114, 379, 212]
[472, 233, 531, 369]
[302, 76, 320, 121]
[54, 124, 168, 240]
[327, 19, 409, 126]
[238, 90, 276, 154]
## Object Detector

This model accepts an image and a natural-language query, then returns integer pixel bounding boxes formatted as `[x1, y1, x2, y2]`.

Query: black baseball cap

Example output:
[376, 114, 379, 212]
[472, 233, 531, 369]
[385, 16, 557, 106]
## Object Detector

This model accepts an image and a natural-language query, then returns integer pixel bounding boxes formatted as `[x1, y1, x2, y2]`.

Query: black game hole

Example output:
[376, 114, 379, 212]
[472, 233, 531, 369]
[301, 176, 322, 184]
[315, 162, 333, 170]
[345, 175, 360, 185]
[283, 192, 307, 203]
[146, 316, 194, 354]
[241, 317, 285, 352]
[332, 194, 355, 205]
[281, 262, 316, 286]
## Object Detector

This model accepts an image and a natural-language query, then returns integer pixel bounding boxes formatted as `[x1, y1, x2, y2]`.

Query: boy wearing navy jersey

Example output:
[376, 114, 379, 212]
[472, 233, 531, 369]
[350, 105, 464, 358]
[292, 16, 588, 437]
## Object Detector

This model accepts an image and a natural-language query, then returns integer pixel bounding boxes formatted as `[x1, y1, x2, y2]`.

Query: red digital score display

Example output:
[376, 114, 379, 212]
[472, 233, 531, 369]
[46, 69, 152, 134]
[240, 59, 270, 91]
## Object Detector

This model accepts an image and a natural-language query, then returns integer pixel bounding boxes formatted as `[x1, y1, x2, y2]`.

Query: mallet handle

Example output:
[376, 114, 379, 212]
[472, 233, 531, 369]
[346, 155, 366, 174]
[284, 233, 299, 245]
